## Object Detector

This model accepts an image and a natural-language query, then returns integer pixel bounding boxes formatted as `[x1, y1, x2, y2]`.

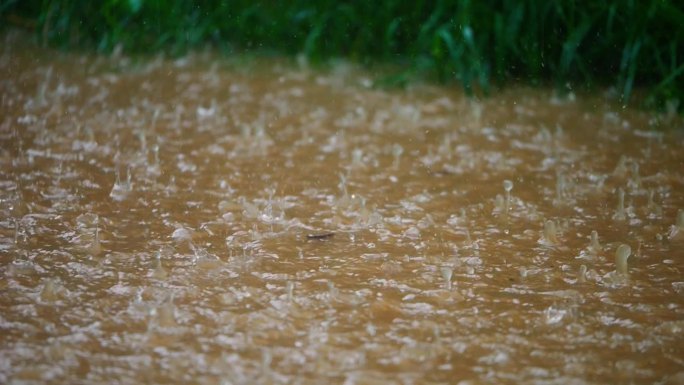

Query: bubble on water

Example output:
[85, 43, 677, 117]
[171, 227, 192, 243]
[403, 226, 421, 240]
[543, 305, 569, 325]
[196, 100, 216, 118]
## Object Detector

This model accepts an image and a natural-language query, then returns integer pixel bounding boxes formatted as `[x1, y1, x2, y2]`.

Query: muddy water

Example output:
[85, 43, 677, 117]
[1, 31, 684, 384]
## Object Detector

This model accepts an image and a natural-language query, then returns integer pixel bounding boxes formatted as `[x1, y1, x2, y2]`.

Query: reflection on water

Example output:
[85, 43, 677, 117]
[1, 31, 684, 384]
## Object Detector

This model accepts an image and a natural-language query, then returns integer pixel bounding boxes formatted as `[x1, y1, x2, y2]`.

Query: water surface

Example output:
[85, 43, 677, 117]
[1, 32, 684, 384]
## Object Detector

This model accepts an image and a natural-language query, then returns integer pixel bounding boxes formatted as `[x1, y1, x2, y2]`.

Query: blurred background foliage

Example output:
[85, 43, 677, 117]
[2, 0, 683, 111]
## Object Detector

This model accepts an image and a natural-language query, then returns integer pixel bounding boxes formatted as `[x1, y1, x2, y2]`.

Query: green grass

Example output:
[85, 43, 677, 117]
[2, 0, 683, 111]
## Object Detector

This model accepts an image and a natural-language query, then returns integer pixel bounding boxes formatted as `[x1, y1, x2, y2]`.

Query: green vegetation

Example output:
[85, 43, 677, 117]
[2, 0, 683, 110]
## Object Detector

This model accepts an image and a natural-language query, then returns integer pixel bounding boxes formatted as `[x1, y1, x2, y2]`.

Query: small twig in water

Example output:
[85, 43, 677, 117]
[306, 232, 335, 240]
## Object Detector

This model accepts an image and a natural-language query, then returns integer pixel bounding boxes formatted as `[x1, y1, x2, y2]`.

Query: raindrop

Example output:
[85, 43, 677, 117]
[40, 278, 62, 302]
[668, 209, 684, 241]
[157, 301, 177, 328]
[391, 143, 403, 169]
[440, 266, 453, 290]
[615, 244, 632, 276]
[171, 227, 192, 243]
[612, 188, 627, 221]
[150, 252, 168, 280]
[503, 179, 513, 214]
[110, 167, 133, 201]
[578, 265, 587, 283]
[588, 230, 602, 255]
[540, 220, 559, 246]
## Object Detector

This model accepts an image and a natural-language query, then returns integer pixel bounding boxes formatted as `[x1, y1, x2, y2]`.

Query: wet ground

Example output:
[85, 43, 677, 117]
[1, 31, 684, 384]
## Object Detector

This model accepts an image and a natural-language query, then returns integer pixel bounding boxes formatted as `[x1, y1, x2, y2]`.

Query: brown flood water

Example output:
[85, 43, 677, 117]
[1, 31, 684, 384]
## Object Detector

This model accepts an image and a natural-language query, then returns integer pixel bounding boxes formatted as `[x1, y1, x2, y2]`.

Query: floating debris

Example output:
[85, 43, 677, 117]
[306, 232, 335, 241]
